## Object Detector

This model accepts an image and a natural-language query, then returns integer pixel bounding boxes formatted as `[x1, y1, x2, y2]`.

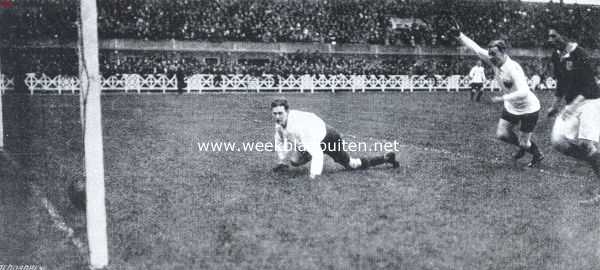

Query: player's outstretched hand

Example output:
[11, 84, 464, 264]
[448, 26, 460, 38]
[272, 163, 289, 173]
[447, 16, 461, 38]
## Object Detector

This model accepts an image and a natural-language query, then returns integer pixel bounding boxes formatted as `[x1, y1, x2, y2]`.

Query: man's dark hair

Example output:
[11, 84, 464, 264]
[547, 27, 570, 42]
[488, 40, 507, 52]
[271, 98, 289, 110]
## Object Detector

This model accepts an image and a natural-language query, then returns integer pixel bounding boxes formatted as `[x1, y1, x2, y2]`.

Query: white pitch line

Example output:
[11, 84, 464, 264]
[1, 151, 86, 254]
[29, 182, 86, 252]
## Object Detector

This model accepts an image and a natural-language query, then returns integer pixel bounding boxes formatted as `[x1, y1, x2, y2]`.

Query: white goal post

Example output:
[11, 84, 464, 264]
[79, 0, 108, 268]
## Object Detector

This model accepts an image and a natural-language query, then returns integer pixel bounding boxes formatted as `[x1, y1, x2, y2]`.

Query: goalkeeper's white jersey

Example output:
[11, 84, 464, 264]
[274, 110, 327, 177]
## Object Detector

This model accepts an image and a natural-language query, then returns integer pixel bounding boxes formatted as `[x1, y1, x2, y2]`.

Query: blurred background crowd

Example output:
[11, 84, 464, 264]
[3, 0, 599, 47]
[2, 48, 561, 78]
[1, 0, 599, 79]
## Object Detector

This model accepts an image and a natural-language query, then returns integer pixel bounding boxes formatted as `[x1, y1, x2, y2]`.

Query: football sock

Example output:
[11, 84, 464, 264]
[360, 155, 387, 169]
[359, 158, 370, 169]
[526, 141, 542, 157]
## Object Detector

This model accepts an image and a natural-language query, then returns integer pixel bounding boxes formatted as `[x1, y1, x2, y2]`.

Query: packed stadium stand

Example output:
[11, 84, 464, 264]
[3, 0, 600, 47]
[1, 0, 599, 81]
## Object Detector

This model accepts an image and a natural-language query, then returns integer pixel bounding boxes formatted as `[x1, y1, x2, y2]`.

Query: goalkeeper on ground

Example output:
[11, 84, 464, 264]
[270, 98, 399, 179]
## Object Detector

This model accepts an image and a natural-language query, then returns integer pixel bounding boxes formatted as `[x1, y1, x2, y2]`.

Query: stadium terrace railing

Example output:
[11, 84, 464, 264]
[21, 73, 178, 94]
[0, 74, 15, 94]
[0, 74, 557, 94]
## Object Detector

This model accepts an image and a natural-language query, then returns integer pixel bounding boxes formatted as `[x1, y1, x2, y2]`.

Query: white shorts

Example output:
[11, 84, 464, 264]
[552, 98, 600, 143]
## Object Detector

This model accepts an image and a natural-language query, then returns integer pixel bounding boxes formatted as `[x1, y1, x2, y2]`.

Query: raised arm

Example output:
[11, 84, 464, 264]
[458, 33, 493, 67]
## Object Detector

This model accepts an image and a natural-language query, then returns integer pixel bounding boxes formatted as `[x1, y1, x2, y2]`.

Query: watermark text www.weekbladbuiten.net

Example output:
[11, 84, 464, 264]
[197, 140, 402, 153]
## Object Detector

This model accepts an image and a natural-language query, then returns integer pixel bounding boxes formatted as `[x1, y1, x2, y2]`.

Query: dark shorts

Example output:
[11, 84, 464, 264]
[294, 126, 352, 168]
[500, 109, 539, 133]
[320, 126, 351, 167]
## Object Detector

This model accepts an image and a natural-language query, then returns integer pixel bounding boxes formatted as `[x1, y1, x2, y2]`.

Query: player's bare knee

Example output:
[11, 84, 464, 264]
[518, 133, 532, 148]
[519, 140, 531, 149]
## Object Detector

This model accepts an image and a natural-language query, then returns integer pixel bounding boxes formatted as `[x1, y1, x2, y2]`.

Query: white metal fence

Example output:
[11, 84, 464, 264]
[0, 73, 557, 94]
[0, 74, 15, 94]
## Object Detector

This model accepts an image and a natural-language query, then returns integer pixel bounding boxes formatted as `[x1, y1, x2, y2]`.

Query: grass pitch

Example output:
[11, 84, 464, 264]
[1, 91, 600, 270]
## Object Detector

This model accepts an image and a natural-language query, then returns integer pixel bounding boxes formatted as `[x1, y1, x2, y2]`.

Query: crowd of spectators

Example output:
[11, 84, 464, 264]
[2, 0, 600, 48]
[102, 52, 576, 79]
[2, 0, 599, 82]
[2, 49, 566, 81]
[0, 48, 78, 76]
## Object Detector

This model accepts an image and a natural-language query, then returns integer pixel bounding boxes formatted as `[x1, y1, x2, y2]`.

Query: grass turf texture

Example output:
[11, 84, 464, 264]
[1, 91, 600, 270]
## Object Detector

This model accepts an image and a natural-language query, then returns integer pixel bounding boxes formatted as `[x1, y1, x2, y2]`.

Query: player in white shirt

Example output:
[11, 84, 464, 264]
[468, 60, 486, 102]
[271, 98, 399, 179]
[453, 29, 544, 167]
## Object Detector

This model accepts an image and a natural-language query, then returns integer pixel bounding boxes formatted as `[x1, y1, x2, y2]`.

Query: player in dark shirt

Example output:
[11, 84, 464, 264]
[547, 28, 600, 206]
